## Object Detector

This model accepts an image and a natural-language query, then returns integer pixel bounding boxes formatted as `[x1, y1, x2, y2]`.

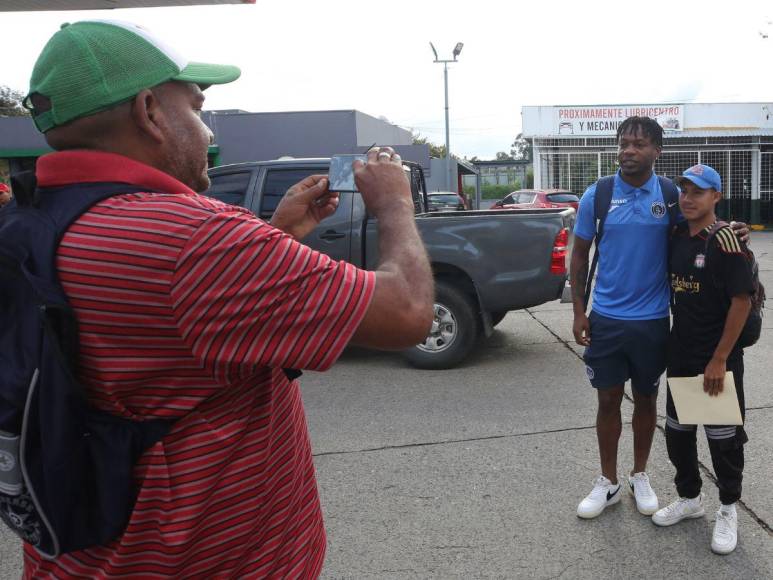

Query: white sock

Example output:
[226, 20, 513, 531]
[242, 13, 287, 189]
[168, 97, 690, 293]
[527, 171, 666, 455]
[720, 503, 736, 515]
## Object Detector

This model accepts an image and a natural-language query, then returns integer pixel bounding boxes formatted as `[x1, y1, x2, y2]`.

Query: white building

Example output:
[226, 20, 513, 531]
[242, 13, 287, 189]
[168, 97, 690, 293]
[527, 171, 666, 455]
[522, 103, 773, 224]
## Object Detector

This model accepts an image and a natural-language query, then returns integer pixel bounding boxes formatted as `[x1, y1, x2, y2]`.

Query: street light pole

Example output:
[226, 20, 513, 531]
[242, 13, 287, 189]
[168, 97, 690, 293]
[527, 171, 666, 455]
[430, 41, 463, 192]
[443, 61, 450, 192]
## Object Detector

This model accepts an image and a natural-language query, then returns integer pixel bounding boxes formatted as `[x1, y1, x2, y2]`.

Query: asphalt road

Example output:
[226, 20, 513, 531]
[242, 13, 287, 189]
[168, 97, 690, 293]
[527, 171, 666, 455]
[2, 232, 771, 579]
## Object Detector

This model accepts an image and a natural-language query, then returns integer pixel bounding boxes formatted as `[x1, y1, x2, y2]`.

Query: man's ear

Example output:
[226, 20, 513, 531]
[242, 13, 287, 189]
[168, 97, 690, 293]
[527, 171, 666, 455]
[131, 89, 165, 144]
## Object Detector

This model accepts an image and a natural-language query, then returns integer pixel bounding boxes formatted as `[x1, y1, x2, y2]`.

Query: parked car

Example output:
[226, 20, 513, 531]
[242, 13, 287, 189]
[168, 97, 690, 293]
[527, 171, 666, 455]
[204, 159, 574, 369]
[491, 189, 580, 211]
[427, 191, 467, 212]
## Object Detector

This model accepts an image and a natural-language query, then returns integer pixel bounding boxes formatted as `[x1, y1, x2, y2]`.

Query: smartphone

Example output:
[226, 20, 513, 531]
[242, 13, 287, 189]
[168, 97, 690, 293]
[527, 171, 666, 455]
[328, 154, 367, 192]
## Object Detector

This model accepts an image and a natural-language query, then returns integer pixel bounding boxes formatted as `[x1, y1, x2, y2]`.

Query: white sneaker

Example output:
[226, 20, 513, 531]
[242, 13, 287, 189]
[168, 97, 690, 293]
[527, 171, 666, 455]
[577, 475, 621, 519]
[628, 472, 659, 515]
[652, 494, 705, 526]
[711, 504, 738, 555]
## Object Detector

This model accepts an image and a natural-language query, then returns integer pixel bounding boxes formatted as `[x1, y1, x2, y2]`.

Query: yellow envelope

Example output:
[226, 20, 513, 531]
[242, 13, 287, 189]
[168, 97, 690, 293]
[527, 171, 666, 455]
[668, 372, 743, 426]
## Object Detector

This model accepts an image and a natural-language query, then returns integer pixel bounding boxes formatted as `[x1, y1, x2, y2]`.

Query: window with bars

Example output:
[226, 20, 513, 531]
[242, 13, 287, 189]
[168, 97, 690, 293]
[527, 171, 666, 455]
[761, 152, 773, 201]
[654, 152, 699, 182]
[541, 151, 754, 189]
[539, 152, 607, 194]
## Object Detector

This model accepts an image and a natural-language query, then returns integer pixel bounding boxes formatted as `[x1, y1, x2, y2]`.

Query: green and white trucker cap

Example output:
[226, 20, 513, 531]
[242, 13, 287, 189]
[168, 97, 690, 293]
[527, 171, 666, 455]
[26, 20, 241, 133]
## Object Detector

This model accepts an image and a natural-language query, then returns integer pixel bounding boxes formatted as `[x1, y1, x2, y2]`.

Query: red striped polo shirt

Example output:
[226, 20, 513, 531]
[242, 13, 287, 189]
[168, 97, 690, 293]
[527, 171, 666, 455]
[23, 151, 375, 579]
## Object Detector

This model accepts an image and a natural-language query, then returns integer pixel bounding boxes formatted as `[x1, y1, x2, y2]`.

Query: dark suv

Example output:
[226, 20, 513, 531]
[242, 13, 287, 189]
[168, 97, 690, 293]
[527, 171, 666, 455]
[426, 191, 467, 212]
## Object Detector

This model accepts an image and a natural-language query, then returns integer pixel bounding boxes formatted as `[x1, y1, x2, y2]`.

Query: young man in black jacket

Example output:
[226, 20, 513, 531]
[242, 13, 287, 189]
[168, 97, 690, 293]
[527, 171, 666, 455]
[652, 164, 753, 555]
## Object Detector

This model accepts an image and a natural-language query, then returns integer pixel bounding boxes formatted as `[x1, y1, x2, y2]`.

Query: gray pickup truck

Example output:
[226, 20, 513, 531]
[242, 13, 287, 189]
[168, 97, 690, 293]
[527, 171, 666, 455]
[204, 158, 575, 369]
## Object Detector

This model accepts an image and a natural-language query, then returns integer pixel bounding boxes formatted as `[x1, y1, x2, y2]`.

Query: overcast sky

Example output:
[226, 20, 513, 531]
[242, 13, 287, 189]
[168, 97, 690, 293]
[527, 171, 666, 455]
[2, 0, 772, 158]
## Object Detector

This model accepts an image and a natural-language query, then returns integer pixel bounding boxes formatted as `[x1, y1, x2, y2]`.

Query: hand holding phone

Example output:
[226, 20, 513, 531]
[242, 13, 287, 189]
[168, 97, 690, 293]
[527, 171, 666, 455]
[328, 154, 367, 192]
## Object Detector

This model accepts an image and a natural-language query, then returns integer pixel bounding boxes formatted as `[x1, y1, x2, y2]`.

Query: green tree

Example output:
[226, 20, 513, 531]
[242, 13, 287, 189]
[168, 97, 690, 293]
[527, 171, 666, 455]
[0, 86, 30, 117]
[411, 131, 447, 159]
[495, 151, 513, 161]
[510, 132, 532, 161]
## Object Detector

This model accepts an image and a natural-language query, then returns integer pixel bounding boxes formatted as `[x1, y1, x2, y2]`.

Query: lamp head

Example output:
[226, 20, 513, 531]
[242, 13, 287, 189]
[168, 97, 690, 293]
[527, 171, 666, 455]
[453, 42, 464, 58]
[429, 42, 438, 61]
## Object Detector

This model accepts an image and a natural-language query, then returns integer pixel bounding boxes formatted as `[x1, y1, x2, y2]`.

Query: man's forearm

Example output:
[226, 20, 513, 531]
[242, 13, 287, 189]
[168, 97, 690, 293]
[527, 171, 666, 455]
[375, 200, 433, 307]
[570, 259, 588, 315]
[712, 296, 752, 361]
[569, 239, 592, 316]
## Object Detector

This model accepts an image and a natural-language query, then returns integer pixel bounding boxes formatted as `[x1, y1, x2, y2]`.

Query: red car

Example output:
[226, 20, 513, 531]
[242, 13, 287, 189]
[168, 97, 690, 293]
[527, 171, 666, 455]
[491, 189, 579, 211]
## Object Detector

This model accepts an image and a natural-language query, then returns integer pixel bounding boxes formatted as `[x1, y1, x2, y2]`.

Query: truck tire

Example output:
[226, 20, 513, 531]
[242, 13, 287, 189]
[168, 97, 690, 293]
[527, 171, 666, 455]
[402, 280, 480, 370]
[489, 311, 508, 327]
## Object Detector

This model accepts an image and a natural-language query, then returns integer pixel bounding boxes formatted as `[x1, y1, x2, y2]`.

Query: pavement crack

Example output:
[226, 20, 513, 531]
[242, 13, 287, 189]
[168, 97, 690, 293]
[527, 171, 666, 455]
[312, 424, 597, 458]
[546, 558, 582, 580]
[525, 308, 581, 360]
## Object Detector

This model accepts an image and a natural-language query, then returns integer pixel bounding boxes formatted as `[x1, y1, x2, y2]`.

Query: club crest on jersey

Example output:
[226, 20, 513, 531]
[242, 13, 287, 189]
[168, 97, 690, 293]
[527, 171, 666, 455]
[651, 201, 666, 219]
[694, 253, 705, 269]
[586, 366, 595, 380]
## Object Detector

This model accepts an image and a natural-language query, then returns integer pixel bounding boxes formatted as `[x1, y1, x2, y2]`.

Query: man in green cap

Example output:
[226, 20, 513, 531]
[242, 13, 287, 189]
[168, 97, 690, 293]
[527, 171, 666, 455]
[18, 20, 433, 578]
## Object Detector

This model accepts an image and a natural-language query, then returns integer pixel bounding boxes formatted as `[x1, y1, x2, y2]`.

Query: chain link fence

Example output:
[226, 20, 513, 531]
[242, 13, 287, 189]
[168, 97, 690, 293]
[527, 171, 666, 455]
[761, 152, 773, 223]
[539, 148, 763, 222]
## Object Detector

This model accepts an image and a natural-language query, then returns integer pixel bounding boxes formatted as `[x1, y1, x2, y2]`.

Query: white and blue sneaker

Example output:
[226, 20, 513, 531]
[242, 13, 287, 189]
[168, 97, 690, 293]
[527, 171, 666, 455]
[628, 472, 659, 515]
[577, 475, 621, 519]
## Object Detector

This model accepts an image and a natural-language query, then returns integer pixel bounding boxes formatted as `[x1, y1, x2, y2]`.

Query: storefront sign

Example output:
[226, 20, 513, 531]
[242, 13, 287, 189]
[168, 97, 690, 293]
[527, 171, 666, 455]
[554, 105, 684, 136]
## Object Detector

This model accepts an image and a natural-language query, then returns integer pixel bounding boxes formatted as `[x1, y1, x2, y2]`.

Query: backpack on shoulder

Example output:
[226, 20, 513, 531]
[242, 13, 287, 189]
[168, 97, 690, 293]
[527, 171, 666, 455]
[583, 175, 680, 309]
[0, 174, 172, 558]
[704, 221, 766, 348]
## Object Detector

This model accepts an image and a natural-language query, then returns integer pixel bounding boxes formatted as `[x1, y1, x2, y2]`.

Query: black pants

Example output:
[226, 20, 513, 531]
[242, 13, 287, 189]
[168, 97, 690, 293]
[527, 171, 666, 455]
[665, 359, 748, 505]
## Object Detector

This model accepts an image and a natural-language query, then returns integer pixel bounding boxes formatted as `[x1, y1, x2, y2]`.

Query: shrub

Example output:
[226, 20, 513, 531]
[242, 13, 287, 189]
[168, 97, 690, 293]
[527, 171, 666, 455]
[481, 182, 521, 200]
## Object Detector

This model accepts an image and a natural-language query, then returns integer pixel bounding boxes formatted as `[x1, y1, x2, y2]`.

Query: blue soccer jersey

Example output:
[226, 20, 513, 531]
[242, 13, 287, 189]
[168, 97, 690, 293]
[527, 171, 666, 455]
[574, 171, 672, 320]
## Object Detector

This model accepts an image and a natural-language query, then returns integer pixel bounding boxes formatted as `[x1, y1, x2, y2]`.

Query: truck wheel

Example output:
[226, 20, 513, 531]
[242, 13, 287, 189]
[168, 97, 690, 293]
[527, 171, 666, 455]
[402, 281, 480, 370]
[489, 311, 508, 327]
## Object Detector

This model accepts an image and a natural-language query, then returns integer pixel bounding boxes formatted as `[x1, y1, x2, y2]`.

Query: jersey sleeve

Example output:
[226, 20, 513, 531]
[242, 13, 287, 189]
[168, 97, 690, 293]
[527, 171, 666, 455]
[573, 183, 597, 241]
[712, 227, 755, 298]
[170, 210, 375, 382]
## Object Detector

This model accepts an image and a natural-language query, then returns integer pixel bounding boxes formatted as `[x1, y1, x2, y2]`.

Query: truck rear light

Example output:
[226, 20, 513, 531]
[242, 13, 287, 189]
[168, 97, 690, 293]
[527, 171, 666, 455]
[551, 228, 569, 275]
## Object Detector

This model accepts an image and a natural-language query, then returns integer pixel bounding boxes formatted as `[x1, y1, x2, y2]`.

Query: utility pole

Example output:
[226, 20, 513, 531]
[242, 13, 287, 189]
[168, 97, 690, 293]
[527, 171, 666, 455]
[430, 41, 463, 191]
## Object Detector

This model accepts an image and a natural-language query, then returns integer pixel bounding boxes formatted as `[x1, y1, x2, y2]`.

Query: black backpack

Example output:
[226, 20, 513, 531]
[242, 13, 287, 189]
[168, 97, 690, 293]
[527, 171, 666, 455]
[583, 175, 680, 309]
[703, 221, 766, 348]
[0, 173, 172, 558]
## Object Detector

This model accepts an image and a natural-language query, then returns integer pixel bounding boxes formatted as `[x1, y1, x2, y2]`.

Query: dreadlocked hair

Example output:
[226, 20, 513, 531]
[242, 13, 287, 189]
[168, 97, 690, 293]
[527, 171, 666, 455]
[616, 116, 663, 149]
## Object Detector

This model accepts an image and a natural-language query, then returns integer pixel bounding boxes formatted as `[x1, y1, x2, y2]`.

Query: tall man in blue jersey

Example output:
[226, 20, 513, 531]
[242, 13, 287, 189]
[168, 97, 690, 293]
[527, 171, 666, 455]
[571, 117, 675, 519]
[570, 117, 747, 519]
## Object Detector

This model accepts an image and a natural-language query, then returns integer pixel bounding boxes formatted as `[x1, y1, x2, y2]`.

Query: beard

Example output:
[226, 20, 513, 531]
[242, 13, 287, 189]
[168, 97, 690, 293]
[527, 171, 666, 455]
[162, 112, 212, 192]
[166, 139, 210, 192]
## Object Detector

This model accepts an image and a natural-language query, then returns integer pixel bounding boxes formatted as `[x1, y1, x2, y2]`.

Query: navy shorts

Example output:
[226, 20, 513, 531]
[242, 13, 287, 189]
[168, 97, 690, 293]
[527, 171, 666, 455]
[583, 311, 669, 395]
